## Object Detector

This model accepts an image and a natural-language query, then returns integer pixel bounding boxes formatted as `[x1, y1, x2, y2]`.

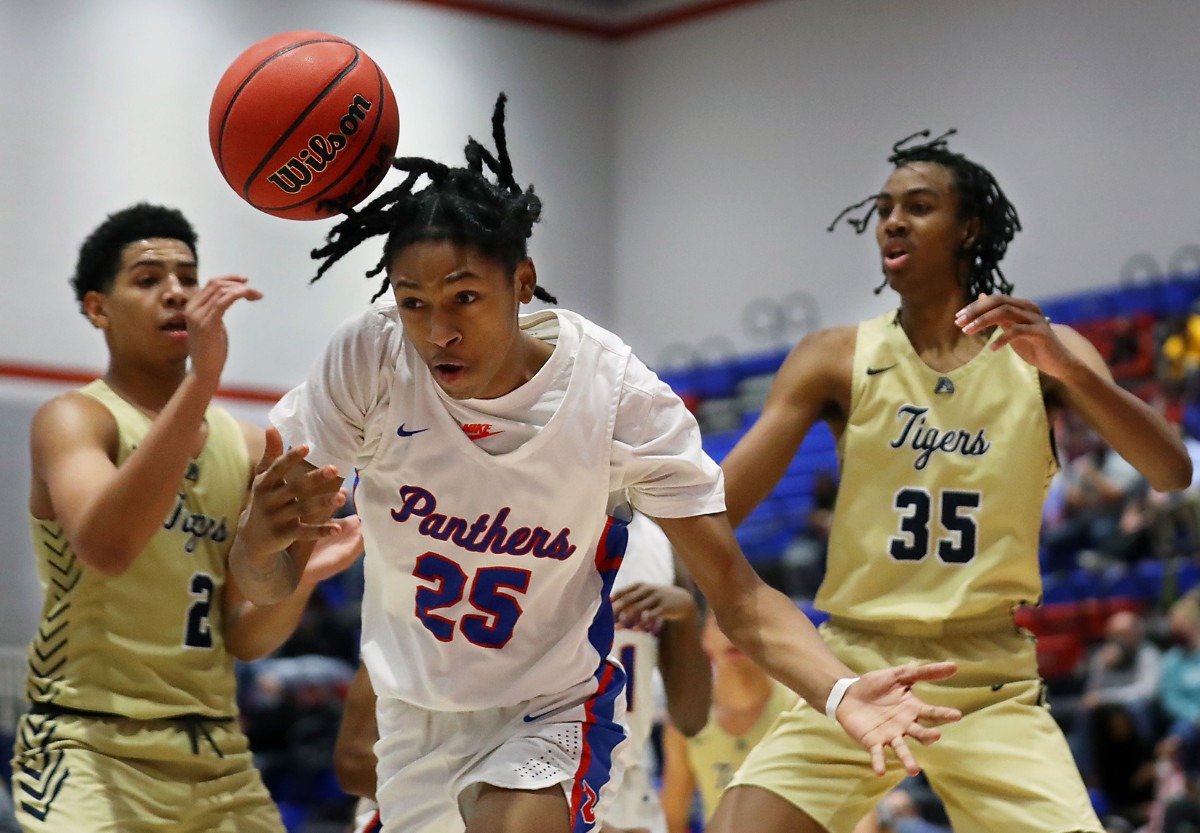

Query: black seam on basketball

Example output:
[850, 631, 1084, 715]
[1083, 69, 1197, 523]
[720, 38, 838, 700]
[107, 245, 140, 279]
[267, 60, 391, 214]
[213, 37, 351, 176]
[240, 48, 363, 204]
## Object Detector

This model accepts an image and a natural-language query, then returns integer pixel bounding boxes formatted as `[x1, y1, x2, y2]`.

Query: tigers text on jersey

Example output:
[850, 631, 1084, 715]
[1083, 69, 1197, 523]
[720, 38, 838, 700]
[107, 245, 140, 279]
[25, 380, 247, 719]
[271, 302, 724, 711]
[816, 311, 1058, 623]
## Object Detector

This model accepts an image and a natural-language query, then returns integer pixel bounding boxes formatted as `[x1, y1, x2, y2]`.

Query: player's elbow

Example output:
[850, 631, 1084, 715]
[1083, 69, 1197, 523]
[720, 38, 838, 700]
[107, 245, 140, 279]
[333, 750, 377, 800]
[74, 542, 137, 578]
[671, 709, 708, 738]
[1151, 454, 1194, 493]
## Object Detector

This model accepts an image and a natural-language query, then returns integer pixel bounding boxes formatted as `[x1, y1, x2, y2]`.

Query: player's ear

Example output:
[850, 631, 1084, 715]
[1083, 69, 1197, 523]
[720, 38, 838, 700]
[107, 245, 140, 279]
[514, 258, 537, 304]
[82, 290, 109, 330]
[961, 217, 981, 250]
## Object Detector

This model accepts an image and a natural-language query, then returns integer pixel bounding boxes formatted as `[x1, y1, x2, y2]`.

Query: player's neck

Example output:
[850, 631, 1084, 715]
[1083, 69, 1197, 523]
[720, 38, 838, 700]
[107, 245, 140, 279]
[897, 291, 987, 362]
[103, 363, 186, 418]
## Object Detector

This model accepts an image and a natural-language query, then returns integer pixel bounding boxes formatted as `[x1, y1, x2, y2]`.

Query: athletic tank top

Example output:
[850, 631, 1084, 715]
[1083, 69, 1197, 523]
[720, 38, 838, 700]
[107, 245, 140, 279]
[25, 380, 249, 718]
[816, 311, 1058, 623]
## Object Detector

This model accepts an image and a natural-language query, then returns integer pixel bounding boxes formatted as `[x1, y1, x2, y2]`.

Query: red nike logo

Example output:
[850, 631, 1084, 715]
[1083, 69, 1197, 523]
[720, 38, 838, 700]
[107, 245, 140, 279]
[462, 423, 504, 441]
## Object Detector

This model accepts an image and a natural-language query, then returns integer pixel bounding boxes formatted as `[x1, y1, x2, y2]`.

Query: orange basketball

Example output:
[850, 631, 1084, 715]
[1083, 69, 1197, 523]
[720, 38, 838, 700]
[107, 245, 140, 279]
[209, 31, 400, 221]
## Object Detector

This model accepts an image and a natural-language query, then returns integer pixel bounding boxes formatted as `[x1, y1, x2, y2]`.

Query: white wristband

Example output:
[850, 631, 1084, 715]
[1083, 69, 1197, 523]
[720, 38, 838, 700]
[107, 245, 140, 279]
[825, 676, 860, 721]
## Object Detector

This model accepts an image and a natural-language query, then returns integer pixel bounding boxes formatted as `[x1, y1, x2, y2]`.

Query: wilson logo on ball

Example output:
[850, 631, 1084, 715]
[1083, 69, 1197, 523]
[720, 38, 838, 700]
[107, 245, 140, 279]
[267, 94, 375, 195]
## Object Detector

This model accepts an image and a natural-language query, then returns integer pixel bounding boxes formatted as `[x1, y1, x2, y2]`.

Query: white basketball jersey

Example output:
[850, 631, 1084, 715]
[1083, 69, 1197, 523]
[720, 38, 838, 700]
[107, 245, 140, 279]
[273, 301, 726, 712]
[355, 310, 629, 710]
[606, 511, 675, 833]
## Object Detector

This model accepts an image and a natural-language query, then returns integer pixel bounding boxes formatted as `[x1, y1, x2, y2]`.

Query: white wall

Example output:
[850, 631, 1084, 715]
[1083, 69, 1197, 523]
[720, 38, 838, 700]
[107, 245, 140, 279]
[612, 0, 1200, 363]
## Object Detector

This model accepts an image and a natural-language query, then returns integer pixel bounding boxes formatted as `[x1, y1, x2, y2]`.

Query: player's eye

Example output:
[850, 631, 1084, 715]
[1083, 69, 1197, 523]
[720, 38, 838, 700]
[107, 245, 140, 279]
[179, 274, 200, 287]
[398, 297, 425, 310]
[456, 291, 479, 304]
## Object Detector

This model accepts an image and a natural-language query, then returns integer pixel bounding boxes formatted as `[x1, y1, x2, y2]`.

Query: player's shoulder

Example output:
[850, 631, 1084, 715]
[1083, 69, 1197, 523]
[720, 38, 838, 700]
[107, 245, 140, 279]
[29, 389, 120, 472]
[556, 308, 633, 360]
[31, 388, 117, 442]
[777, 324, 857, 382]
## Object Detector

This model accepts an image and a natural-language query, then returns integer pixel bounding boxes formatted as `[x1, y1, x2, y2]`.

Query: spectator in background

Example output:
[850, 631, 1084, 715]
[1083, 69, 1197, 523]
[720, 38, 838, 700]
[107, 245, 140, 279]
[1146, 423, 1200, 559]
[1042, 419, 1147, 571]
[1081, 610, 1163, 735]
[781, 470, 838, 599]
[1160, 593, 1200, 775]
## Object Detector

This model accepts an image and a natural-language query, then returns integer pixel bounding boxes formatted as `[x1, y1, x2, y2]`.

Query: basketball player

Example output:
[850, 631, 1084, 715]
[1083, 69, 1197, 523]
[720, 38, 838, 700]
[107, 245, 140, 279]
[659, 610, 797, 832]
[707, 131, 1194, 833]
[12, 204, 362, 833]
[229, 96, 962, 833]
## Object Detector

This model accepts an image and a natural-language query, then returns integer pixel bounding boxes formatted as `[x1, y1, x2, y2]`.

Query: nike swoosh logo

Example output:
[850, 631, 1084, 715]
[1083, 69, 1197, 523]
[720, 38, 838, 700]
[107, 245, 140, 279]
[866, 364, 897, 375]
[523, 706, 561, 723]
[396, 424, 429, 437]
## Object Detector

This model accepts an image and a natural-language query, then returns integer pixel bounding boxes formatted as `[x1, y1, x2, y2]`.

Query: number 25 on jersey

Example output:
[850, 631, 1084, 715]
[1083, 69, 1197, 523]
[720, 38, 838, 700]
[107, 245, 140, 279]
[413, 552, 531, 648]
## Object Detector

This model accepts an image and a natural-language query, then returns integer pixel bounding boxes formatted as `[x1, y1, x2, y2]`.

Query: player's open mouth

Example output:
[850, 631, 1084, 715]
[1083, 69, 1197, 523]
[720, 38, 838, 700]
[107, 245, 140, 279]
[883, 241, 910, 269]
[433, 361, 466, 382]
[162, 318, 188, 339]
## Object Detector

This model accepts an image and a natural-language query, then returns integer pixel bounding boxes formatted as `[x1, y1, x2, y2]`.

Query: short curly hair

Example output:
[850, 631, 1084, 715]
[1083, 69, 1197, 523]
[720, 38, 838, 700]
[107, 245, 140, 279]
[71, 203, 198, 314]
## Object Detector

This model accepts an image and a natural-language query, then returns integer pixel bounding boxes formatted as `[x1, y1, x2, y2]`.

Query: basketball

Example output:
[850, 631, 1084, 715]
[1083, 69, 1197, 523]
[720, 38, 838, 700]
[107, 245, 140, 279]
[208, 31, 400, 221]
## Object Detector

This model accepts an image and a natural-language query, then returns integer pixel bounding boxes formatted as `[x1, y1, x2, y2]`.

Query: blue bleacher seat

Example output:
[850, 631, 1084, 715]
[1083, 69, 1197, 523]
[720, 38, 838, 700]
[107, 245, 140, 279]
[1177, 561, 1200, 596]
[734, 349, 788, 380]
[1040, 573, 1077, 605]
[1134, 559, 1167, 602]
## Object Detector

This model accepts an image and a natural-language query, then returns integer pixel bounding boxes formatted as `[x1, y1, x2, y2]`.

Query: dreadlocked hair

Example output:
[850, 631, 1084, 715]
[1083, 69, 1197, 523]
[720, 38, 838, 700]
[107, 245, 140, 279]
[827, 129, 1021, 300]
[310, 93, 556, 304]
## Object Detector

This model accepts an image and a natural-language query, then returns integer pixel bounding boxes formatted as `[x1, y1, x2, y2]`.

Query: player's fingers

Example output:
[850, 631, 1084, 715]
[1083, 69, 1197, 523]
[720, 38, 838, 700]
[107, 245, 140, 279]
[297, 489, 347, 520]
[989, 323, 1044, 350]
[920, 704, 962, 725]
[895, 661, 957, 685]
[891, 736, 920, 776]
[288, 463, 343, 498]
[904, 723, 943, 746]
[258, 444, 313, 490]
[610, 583, 649, 603]
[869, 743, 886, 777]
[291, 519, 345, 542]
[257, 427, 285, 475]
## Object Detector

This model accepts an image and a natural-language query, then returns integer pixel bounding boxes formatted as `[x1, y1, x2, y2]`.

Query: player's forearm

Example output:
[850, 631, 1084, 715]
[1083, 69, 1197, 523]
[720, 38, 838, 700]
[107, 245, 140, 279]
[659, 616, 712, 737]
[72, 373, 219, 575]
[227, 538, 308, 606]
[713, 582, 851, 710]
[222, 583, 316, 661]
[1056, 360, 1192, 491]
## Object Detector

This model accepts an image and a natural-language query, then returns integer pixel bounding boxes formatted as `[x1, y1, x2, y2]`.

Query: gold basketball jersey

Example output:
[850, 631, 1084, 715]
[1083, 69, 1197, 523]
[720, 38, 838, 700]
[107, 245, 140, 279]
[685, 681, 797, 820]
[25, 380, 251, 719]
[815, 311, 1057, 623]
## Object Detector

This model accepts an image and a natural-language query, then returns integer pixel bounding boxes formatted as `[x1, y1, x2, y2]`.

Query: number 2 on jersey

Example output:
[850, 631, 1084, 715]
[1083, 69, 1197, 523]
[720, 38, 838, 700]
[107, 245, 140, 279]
[414, 552, 531, 648]
[888, 488, 981, 563]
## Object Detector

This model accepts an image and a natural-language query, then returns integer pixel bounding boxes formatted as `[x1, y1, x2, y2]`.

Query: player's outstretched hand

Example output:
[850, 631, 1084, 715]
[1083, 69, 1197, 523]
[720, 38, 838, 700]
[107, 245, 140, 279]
[955, 292, 1076, 377]
[612, 582, 697, 634]
[185, 276, 262, 388]
[299, 515, 363, 589]
[834, 662, 961, 777]
[235, 427, 346, 561]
